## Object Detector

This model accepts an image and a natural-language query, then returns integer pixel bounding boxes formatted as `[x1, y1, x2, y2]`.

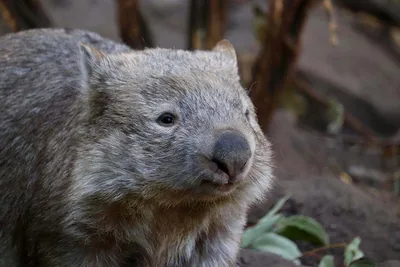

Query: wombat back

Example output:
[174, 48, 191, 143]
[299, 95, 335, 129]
[0, 28, 131, 266]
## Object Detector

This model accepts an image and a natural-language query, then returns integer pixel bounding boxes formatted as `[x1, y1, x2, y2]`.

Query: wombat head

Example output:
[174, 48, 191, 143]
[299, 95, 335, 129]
[72, 40, 273, 207]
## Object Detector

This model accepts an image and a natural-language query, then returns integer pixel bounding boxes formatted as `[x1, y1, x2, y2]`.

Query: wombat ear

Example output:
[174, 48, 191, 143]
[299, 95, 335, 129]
[212, 39, 237, 62]
[79, 43, 105, 81]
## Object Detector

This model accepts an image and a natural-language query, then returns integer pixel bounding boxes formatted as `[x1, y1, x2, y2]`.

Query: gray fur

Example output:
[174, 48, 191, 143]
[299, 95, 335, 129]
[0, 28, 274, 267]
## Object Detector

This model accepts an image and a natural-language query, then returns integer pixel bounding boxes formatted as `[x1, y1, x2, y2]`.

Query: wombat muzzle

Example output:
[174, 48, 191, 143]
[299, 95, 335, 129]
[211, 130, 251, 182]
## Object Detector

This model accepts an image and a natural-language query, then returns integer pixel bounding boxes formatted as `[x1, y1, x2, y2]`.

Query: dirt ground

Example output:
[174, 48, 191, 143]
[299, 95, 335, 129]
[239, 249, 302, 267]
[1, 0, 399, 266]
[250, 110, 400, 266]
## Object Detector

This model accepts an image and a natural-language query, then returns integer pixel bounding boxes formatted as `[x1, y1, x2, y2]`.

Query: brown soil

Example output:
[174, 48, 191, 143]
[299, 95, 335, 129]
[246, 110, 400, 266]
[239, 249, 303, 267]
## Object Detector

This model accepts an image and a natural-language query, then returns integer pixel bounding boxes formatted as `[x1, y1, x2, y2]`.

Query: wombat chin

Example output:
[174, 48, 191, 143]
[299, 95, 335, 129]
[133, 175, 264, 208]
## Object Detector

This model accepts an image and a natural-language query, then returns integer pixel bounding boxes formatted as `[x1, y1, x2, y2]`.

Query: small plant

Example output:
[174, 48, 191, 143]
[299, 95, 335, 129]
[241, 195, 375, 267]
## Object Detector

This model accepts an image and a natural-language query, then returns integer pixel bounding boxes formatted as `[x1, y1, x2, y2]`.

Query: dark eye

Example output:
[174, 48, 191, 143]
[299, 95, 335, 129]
[245, 109, 250, 119]
[157, 112, 176, 127]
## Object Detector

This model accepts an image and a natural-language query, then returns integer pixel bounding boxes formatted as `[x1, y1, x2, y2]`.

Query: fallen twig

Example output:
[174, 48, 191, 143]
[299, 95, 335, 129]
[295, 78, 378, 140]
[296, 242, 348, 260]
[323, 0, 339, 45]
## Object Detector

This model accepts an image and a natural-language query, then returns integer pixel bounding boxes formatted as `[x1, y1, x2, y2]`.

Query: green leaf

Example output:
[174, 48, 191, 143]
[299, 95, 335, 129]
[259, 195, 291, 223]
[348, 258, 375, 267]
[344, 237, 365, 267]
[241, 195, 290, 248]
[274, 215, 329, 246]
[318, 255, 335, 267]
[251, 232, 302, 265]
[241, 214, 283, 248]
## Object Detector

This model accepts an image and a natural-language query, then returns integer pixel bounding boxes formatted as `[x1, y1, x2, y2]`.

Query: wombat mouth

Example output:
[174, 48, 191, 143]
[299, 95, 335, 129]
[200, 179, 237, 193]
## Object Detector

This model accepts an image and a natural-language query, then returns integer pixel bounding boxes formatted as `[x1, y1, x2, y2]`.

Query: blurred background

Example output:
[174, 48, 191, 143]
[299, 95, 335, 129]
[0, 1, 399, 266]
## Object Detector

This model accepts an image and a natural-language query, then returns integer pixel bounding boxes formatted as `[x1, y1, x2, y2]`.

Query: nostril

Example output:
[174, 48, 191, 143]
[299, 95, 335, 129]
[240, 161, 247, 172]
[211, 130, 252, 178]
[211, 157, 230, 176]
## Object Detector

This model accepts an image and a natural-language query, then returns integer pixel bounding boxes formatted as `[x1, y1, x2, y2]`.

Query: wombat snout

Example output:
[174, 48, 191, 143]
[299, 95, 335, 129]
[208, 130, 251, 183]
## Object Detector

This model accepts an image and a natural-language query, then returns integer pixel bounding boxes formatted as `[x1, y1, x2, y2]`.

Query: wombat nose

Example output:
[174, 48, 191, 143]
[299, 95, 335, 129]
[211, 131, 251, 179]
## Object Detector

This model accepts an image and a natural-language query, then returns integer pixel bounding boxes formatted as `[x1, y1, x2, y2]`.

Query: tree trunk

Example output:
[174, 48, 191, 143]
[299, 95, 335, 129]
[0, 0, 51, 32]
[117, 0, 153, 49]
[249, 0, 317, 133]
[187, 0, 228, 50]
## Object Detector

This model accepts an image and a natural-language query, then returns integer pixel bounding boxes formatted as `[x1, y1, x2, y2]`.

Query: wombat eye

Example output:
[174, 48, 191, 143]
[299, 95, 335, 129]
[245, 109, 250, 119]
[157, 112, 176, 127]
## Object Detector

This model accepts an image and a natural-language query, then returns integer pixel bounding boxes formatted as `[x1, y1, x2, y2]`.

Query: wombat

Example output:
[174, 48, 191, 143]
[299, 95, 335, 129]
[0, 28, 274, 267]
